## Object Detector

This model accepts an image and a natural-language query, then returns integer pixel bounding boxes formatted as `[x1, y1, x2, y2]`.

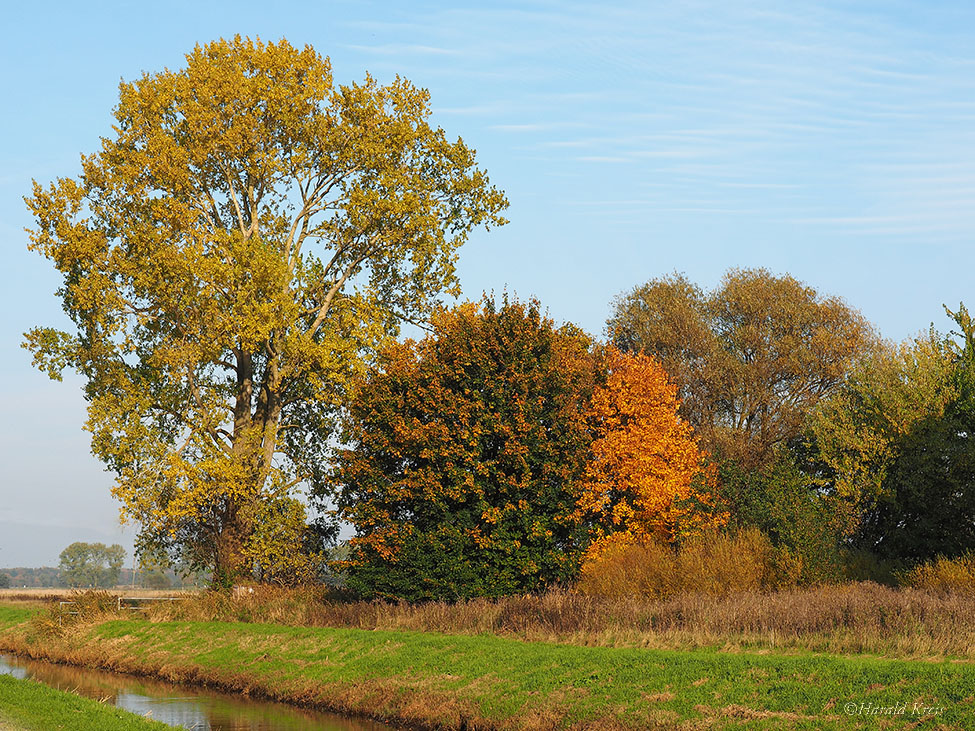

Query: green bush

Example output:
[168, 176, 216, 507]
[718, 451, 844, 584]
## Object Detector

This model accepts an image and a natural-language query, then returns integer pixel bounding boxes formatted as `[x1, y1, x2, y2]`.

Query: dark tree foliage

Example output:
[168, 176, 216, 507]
[719, 447, 843, 583]
[326, 299, 601, 600]
[856, 305, 975, 562]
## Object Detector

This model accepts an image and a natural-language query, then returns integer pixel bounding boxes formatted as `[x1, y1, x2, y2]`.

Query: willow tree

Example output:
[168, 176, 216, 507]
[24, 36, 508, 582]
[608, 269, 875, 469]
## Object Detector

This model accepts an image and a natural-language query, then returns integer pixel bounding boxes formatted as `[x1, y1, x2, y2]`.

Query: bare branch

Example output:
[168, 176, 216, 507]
[218, 159, 247, 237]
[308, 250, 370, 336]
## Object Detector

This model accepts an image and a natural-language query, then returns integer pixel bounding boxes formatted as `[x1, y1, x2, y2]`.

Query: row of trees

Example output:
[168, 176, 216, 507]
[327, 274, 975, 598]
[24, 36, 974, 597]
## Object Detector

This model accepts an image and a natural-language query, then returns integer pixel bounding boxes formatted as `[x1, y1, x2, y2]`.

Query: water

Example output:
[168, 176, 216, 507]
[0, 653, 395, 730]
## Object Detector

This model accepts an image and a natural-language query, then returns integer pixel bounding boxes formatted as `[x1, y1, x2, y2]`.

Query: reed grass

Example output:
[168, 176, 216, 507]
[105, 582, 975, 659]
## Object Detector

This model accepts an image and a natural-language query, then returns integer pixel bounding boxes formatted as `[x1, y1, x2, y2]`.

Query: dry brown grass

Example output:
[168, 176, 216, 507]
[0, 587, 199, 604]
[576, 529, 776, 598]
[17, 567, 975, 660]
[112, 581, 975, 659]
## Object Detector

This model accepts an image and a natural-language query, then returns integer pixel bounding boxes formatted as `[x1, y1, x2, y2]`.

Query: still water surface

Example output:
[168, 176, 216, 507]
[0, 653, 395, 730]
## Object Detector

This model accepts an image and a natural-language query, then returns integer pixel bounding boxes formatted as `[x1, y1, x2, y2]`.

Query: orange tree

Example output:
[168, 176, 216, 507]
[325, 299, 601, 600]
[575, 347, 724, 566]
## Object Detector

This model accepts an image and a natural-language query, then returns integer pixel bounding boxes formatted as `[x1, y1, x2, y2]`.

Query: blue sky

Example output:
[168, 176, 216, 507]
[2, 0, 974, 566]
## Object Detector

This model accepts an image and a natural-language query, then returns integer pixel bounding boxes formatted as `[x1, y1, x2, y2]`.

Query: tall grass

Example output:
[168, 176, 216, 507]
[576, 529, 777, 597]
[99, 581, 975, 658]
[30, 548, 975, 660]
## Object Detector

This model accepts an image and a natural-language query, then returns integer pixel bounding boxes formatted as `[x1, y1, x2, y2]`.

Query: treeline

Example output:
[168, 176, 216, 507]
[24, 39, 970, 600]
[304, 268, 975, 601]
[0, 555, 201, 589]
[0, 567, 199, 589]
[0, 568, 61, 588]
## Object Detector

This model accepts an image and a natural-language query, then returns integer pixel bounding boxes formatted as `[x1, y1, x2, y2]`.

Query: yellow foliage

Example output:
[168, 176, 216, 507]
[903, 555, 975, 595]
[577, 528, 775, 598]
[23, 36, 507, 580]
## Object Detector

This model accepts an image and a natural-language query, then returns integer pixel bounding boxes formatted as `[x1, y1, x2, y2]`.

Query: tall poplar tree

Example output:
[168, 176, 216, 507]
[24, 37, 507, 582]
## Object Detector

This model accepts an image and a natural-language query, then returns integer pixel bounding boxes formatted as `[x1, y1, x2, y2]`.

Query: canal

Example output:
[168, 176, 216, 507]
[0, 653, 396, 730]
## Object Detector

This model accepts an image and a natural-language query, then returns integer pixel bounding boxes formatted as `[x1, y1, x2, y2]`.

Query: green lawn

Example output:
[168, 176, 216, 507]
[0, 673, 170, 731]
[0, 607, 33, 632]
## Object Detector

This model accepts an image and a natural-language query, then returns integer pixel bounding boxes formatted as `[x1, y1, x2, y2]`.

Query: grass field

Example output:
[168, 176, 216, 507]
[0, 588, 198, 604]
[0, 673, 170, 731]
[0, 602, 972, 729]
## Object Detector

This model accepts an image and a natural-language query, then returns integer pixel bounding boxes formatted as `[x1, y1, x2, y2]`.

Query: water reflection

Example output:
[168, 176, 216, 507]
[0, 653, 394, 730]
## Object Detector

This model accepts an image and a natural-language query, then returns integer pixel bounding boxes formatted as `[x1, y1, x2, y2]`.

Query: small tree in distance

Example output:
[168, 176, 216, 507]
[58, 542, 126, 588]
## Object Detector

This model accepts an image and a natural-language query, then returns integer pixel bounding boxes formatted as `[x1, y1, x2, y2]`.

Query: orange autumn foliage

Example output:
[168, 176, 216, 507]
[575, 348, 726, 564]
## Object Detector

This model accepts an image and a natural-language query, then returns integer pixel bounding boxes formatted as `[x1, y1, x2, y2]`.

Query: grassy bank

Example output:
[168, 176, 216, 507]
[1, 604, 973, 729]
[0, 673, 169, 731]
[135, 582, 975, 659]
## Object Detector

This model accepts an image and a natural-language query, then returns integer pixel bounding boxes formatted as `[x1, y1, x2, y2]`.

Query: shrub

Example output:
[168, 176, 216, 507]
[903, 554, 975, 594]
[577, 528, 777, 598]
[841, 549, 901, 586]
[330, 299, 601, 600]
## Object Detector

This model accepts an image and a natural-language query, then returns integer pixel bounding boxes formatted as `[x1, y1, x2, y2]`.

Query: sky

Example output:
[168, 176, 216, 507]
[2, 0, 974, 567]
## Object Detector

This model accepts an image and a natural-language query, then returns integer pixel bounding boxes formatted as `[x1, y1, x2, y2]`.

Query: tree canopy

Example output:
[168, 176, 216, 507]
[574, 348, 723, 564]
[328, 299, 600, 600]
[58, 542, 126, 588]
[812, 306, 975, 560]
[24, 36, 508, 583]
[608, 268, 875, 469]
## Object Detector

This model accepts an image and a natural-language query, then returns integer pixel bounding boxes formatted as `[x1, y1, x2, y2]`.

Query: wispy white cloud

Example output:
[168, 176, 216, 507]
[345, 43, 461, 56]
[577, 156, 631, 163]
[489, 122, 589, 132]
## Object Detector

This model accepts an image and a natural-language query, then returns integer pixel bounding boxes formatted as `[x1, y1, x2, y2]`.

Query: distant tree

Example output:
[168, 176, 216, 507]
[328, 299, 600, 600]
[4, 567, 61, 588]
[103, 544, 125, 587]
[573, 348, 724, 564]
[609, 268, 875, 469]
[141, 570, 172, 589]
[58, 542, 127, 587]
[0, 573, 9, 589]
[59, 543, 99, 588]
